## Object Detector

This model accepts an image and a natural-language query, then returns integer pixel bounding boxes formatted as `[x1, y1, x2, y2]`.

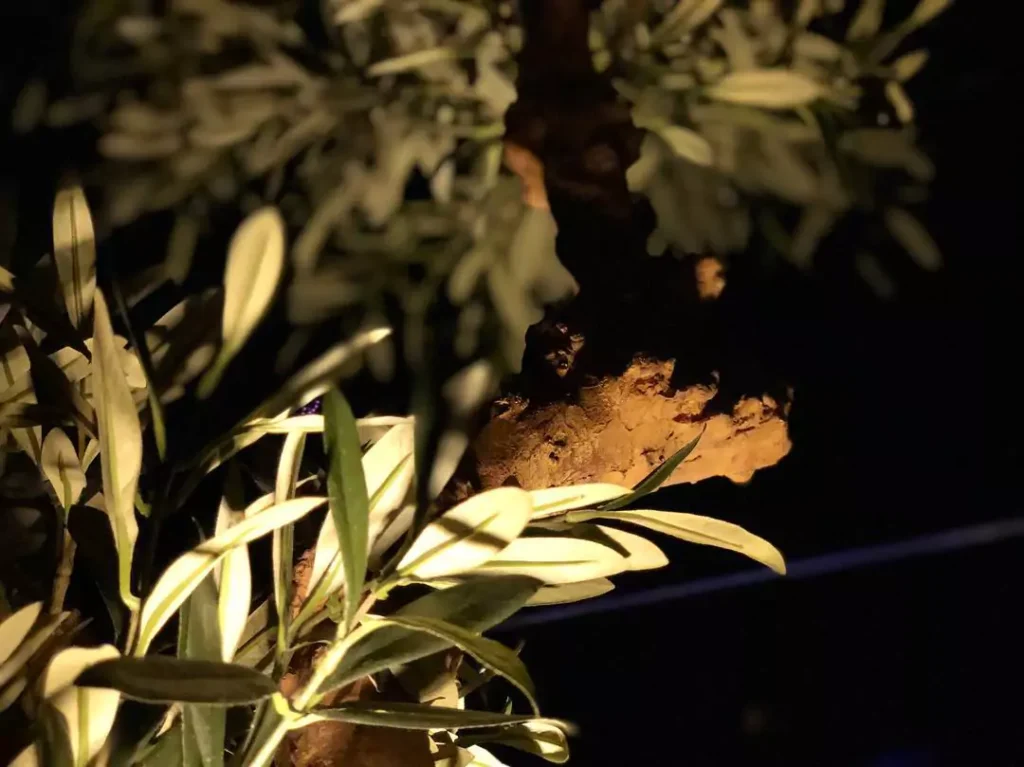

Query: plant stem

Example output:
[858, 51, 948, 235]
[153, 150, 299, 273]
[244, 595, 380, 767]
[49, 527, 77, 615]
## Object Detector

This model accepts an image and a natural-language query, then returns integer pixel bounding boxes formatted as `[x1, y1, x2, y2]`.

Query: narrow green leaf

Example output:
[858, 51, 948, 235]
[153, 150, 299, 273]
[93, 290, 143, 611]
[566, 509, 786, 574]
[323, 388, 369, 629]
[599, 431, 703, 511]
[369, 614, 538, 713]
[320, 577, 539, 695]
[76, 657, 277, 704]
[179, 575, 226, 766]
[305, 701, 568, 731]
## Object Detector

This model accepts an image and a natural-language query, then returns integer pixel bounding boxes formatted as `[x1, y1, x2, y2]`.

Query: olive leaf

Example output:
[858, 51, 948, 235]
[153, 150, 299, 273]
[93, 290, 143, 611]
[367, 614, 539, 713]
[198, 207, 285, 398]
[303, 701, 569, 732]
[566, 509, 786, 574]
[528, 483, 631, 520]
[52, 184, 97, 331]
[41, 429, 85, 511]
[320, 576, 539, 695]
[322, 388, 370, 630]
[395, 487, 533, 581]
[526, 579, 615, 606]
[592, 525, 668, 572]
[179, 574, 227, 767]
[460, 719, 572, 764]
[598, 431, 703, 511]
[135, 497, 327, 655]
[271, 430, 305, 655]
[705, 70, 824, 109]
[308, 419, 413, 609]
[76, 657, 277, 705]
[215, 471, 252, 663]
[476, 535, 629, 585]
[0, 602, 42, 667]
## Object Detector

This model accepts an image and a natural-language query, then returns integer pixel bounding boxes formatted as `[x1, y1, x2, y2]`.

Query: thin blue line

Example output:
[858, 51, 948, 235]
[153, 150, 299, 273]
[499, 518, 1024, 631]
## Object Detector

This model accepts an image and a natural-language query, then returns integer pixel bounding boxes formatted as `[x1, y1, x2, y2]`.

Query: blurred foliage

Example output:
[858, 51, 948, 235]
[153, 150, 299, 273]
[593, 0, 948, 280]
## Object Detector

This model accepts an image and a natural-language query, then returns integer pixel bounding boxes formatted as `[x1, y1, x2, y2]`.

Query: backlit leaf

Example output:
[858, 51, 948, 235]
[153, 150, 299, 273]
[215, 473, 252, 662]
[567, 509, 786, 574]
[52, 185, 96, 330]
[528, 484, 631, 520]
[41, 644, 120, 699]
[477, 536, 628, 585]
[93, 290, 143, 610]
[76, 657, 277, 704]
[847, 0, 885, 40]
[526, 578, 615, 606]
[0, 602, 42, 667]
[656, 125, 714, 166]
[396, 488, 532, 581]
[41, 429, 85, 511]
[198, 207, 285, 398]
[891, 50, 929, 81]
[135, 497, 327, 655]
[706, 70, 824, 109]
[593, 526, 668, 571]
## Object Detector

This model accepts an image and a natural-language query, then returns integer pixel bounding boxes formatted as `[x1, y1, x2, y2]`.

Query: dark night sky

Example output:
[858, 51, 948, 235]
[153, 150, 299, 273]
[495, 3, 1017, 765]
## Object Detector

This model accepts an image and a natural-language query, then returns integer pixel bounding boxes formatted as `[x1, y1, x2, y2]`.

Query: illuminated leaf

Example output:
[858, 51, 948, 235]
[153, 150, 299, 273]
[0, 602, 42, 667]
[304, 701, 569, 731]
[322, 388, 370, 629]
[215, 474, 252, 663]
[526, 578, 615, 606]
[135, 497, 326, 655]
[396, 488, 532, 581]
[706, 70, 824, 109]
[528, 484, 631, 520]
[52, 185, 96, 330]
[41, 429, 85, 511]
[93, 290, 143, 610]
[567, 509, 786, 574]
[477, 536, 628, 585]
[198, 207, 285, 398]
